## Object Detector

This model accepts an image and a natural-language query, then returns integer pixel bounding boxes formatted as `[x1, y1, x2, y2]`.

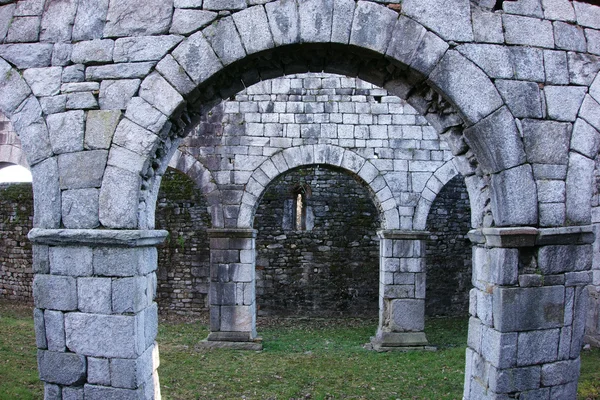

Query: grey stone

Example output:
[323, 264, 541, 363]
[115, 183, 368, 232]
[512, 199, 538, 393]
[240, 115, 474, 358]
[490, 164, 538, 227]
[6, 16, 40, 42]
[44, 384, 61, 399]
[31, 156, 61, 228]
[586, 29, 600, 56]
[457, 44, 513, 79]
[39, 0, 78, 42]
[87, 357, 110, 385]
[543, 50, 570, 84]
[550, 382, 579, 399]
[464, 107, 526, 173]
[538, 245, 592, 274]
[331, 0, 354, 44]
[0, 59, 31, 116]
[86, 62, 156, 81]
[155, 55, 196, 96]
[85, 110, 121, 150]
[503, 0, 543, 17]
[233, 6, 274, 55]
[265, 0, 300, 46]
[402, 0, 473, 42]
[349, 1, 397, 54]
[104, 0, 174, 37]
[493, 286, 564, 332]
[11, 96, 42, 133]
[61, 188, 101, 229]
[579, 95, 600, 132]
[33, 274, 77, 311]
[99, 79, 140, 110]
[488, 365, 542, 393]
[389, 299, 424, 331]
[72, 0, 109, 41]
[14, 0, 45, 17]
[554, 21, 587, 52]
[510, 46, 545, 82]
[170, 9, 217, 35]
[542, 0, 576, 21]
[44, 310, 65, 352]
[39, 96, 67, 115]
[51, 43, 72, 66]
[46, 110, 85, 154]
[71, 40, 114, 64]
[220, 305, 254, 332]
[98, 166, 141, 228]
[112, 276, 148, 314]
[139, 72, 184, 116]
[172, 31, 223, 85]
[204, 0, 246, 10]
[472, 7, 504, 43]
[0, 43, 53, 68]
[537, 179, 565, 203]
[34, 308, 47, 349]
[429, 50, 504, 124]
[299, 0, 333, 43]
[533, 164, 567, 180]
[386, 16, 427, 68]
[37, 350, 86, 385]
[174, 0, 203, 7]
[495, 80, 542, 118]
[66, 92, 98, 110]
[93, 247, 157, 277]
[113, 118, 159, 157]
[503, 14, 554, 48]
[568, 52, 600, 86]
[522, 119, 571, 165]
[573, 1, 600, 29]
[110, 345, 155, 389]
[77, 277, 112, 314]
[33, 245, 50, 274]
[62, 387, 84, 400]
[407, 30, 449, 77]
[65, 312, 142, 358]
[125, 97, 168, 134]
[61, 82, 100, 93]
[517, 329, 560, 366]
[49, 246, 93, 277]
[84, 384, 143, 400]
[571, 118, 600, 159]
[566, 152, 594, 225]
[107, 144, 146, 174]
[544, 85, 587, 122]
[113, 35, 183, 63]
[0, 4, 16, 41]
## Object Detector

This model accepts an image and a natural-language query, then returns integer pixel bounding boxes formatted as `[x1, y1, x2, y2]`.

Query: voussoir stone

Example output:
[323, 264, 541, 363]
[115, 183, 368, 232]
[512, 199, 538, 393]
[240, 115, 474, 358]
[172, 31, 223, 85]
[265, 0, 300, 46]
[232, 6, 275, 55]
[104, 0, 174, 37]
[349, 1, 397, 54]
[99, 79, 140, 110]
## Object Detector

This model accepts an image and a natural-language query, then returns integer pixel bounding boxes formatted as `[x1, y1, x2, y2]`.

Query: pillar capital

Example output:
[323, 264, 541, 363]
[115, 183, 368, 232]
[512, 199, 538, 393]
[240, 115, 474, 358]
[468, 225, 595, 248]
[28, 228, 168, 247]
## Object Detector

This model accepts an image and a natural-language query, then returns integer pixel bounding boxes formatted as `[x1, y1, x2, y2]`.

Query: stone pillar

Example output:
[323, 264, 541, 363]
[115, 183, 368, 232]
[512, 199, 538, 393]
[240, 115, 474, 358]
[585, 223, 600, 347]
[371, 230, 430, 351]
[28, 228, 167, 400]
[203, 228, 261, 350]
[464, 226, 594, 399]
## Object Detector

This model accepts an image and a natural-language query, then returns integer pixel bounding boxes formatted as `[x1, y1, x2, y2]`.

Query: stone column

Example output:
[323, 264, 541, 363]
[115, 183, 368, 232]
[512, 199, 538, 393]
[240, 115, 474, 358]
[585, 223, 600, 347]
[203, 228, 261, 350]
[28, 228, 167, 400]
[464, 226, 594, 399]
[371, 230, 430, 351]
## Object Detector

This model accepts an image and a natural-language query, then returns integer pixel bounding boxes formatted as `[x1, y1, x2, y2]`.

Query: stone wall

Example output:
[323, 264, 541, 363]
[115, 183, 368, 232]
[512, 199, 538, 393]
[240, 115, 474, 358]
[254, 165, 381, 317]
[0, 183, 33, 302]
[425, 175, 472, 317]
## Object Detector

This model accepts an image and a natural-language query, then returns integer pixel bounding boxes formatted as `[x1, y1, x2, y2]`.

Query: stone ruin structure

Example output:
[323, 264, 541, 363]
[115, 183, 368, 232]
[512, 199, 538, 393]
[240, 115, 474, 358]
[0, 0, 598, 398]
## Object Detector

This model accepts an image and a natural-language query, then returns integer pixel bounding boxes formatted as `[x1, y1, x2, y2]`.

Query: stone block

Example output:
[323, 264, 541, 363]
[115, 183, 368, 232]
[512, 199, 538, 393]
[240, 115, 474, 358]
[402, 0, 473, 42]
[49, 246, 93, 277]
[33, 274, 77, 311]
[46, 110, 85, 154]
[87, 357, 110, 385]
[517, 329, 560, 366]
[510, 46, 545, 82]
[580, 95, 600, 132]
[573, 1, 600, 29]
[232, 6, 274, 55]
[495, 80, 542, 118]
[66, 92, 98, 110]
[84, 384, 143, 400]
[39, 0, 77, 42]
[503, 14, 554, 48]
[86, 62, 155, 80]
[550, 382, 578, 399]
[139, 73, 184, 117]
[299, 0, 333, 43]
[541, 358, 580, 386]
[62, 188, 100, 229]
[33, 245, 50, 274]
[44, 310, 65, 352]
[503, 0, 543, 17]
[99, 79, 140, 110]
[554, 21, 587, 52]
[34, 308, 47, 349]
[39, 96, 66, 115]
[389, 299, 424, 332]
[204, 0, 246, 10]
[490, 164, 538, 227]
[522, 120, 571, 165]
[170, 9, 217, 35]
[537, 180, 565, 203]
[93, 247, 157, 277]
[349, 1, 397, 54]
[44, 383, 61, 399]
[0, 43, 53, 69]
[587, 29, 600, 55]
[155, 55, 196, 96]
[220, 305, 254, 332]
[78, 277, 112, 314]
[494, 286, 564, 332]
[104, 0, 173, 37]
[113, 276, 149, 314]
[172, 31, 222, 85]
[112, 118, 160, 158]
[538, 245, 591, 274]
[488, 365, 542, 394]
[467, 317, 482, 353]
[0, 3, 15, 41]
[23, 67, 61, 97]
[31, 157, 61, 228]
[544, 86, 587, 122]
[265, 0, 300, 46]
[72, 0, 109, 41]
[124, 97, 167, 135]
[113, 35, 182, 63]
[110, 344, 156, 389]
[98, 166, 141, 228]
[457, 44, 512, 79]
[568, 53, 600, 86]
[37, 350, 86, 385]
[85, 110, 121, 150]
[58, 151, 108, 190]
[566, 152, 594, 225]
[71, 40, 113, 64]
[63, 386, 84, 400]
[544, 50, 569, 84]
[542, 0, 576, 21]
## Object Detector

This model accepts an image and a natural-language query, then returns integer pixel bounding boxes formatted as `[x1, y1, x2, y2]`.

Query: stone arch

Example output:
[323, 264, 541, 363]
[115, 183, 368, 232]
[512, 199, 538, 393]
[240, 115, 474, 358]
[0, 144, 29, 169]
[237, 144, 399, 230]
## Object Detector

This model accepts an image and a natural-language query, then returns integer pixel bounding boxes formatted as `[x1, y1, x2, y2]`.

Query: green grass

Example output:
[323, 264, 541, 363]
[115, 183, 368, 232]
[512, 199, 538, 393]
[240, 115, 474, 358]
[1, 300, 598, 399]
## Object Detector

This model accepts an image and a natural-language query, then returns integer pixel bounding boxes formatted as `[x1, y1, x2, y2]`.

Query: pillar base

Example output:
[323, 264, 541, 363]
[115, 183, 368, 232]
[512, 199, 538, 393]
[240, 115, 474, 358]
[369, 330, 434, 352]
[198, 336, 263, 351]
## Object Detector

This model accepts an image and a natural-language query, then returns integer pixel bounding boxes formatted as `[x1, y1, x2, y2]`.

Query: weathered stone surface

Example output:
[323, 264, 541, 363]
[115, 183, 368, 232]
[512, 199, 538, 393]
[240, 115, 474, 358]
[99, 165, 141, 228]
[155, 55, 196, 96]
[538, 245, 592, 274]
[494, 286, 564, 332]
[330, 0, 354, 44]
[110, 344, 156, 389]
[44, 310, 65, 352]
[565, 152, 594, 225]
[490, 164, 538, 227]
[66, 92, 98, 110]
[496, 80, 543, 118]
[112, 276, 148, 314]
[0, 60, 31, 117]
[511, 47, 545, 82]
[428, 50, 503, 124]
[570, 118, 600, 159]
[517, 328, 560, 366]
[72, 0, 109, 41]
[49, 246, 93, 277]
[78, 277, 112, 314]
[542, 0, 576, 21]
[170, 9, 217, 35]
[503, 0, 543, 17]
[488, 365, 542, 393]
[125, 97, 168, 134]
[39, 96, 66, 115]
[39, 0, 77, 42]
[504, 14, 554, 48]
[579, 95, 600, 132]
[113, 118, 159, 158]
[86, 62, 155, 80]
[71, 40, 114, 64]
[104, 0, 174, 37]
[58, 151, 108, 190]
[61, 188, 101, 229]
[389, 299, 425, 331]
[31, 156, 61, 228]
[204, 0, 246, 10]
[568, 52, 600, 86]
[84, 384, 144, 400]
[233, 6, 274, 57]
[457, 44, 513, 79]
[554, 21, 587, 52]
[472, 7, 504, 43]
[403, 0, 473, 42]
[172, 31, 223, 85]
[139, 73, 184, 116]
[544, 49, 570, 84]
[265, 0, 300, 46]
[299, 0, 333, 43]
[99, 79, 140, 110]
[37, 350, 86, 385]
[87, 357, 110, 385]
[587, 29, 600, 56]
[386, 16, 427, 68]
[33, 274, 77, 310]
[349, 1, 397, 54]
[537, 180, 565, 203]
[85, 110, 121, 150]
[46, 110, 85, 154]
[113, 35, 182, 63]
[464, 107, 526, 173]
[34, 308, 47, 349]
[93, 247, 157, 277]
[522, 119, 571, 165]
[573, 1, 600, 29]
[63, 387, 84, 400]
[6, 16, 40, 43]
[0, 3, 16, 41]
[544, 85, 587, 122]
[0, 43, 53, 68]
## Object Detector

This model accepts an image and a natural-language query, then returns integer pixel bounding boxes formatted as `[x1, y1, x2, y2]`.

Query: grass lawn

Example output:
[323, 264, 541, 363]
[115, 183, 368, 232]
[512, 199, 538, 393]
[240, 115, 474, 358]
[1, 300, 598, 399]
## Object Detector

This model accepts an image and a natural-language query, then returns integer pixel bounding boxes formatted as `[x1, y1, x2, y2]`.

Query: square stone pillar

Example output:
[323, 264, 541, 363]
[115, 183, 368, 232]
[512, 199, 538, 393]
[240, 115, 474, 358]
[584, 223, 600, 347]
[203, 228, 262, 350]
[464, 226, 594, 399]
[371, 230, 430, 351]
[28, 228, 167, 400]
